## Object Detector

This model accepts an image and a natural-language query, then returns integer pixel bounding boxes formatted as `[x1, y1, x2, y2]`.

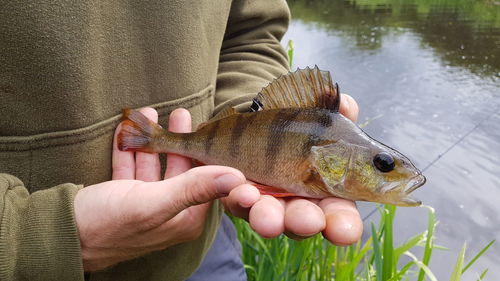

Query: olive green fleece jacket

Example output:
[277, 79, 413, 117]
[0, 1, 289, 280]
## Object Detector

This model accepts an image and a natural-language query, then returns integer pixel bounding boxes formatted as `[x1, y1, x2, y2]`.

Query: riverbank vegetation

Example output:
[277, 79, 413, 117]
[231, 205, 494, 280]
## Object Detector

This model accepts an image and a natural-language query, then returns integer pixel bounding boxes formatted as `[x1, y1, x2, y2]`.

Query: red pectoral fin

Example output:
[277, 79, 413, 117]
[252, 183, 297, 198]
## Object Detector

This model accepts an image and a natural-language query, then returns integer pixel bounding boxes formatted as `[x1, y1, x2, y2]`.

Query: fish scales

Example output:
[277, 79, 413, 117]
[118, 66, 426, 206]
[204, 109, 338, 195]
[151, 109, 336, 195]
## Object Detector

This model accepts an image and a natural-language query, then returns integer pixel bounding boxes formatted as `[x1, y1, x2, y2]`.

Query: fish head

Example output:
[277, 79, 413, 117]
[311, 139, 426, 206]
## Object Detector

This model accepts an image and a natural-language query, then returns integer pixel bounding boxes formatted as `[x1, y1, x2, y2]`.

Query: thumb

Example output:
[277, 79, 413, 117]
[150, 165, 246, 216]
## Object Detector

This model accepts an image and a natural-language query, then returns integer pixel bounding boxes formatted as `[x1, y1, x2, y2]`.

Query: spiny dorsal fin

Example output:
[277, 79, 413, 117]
[254, 66, 340, 111]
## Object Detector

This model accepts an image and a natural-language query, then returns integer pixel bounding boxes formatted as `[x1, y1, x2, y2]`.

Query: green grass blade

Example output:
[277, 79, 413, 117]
[418, 205, 436, 281]
[462, 240, 495, 274]
[350, 237, 373, 275]
[233, 202, 492, 281]
[382, 205, 396, 280]
[450, 243, 467, 281]
[371, 222, 383, 281]
[325, 243, 336, 280]
[364, 255, 372, 281]
[433, 244, 450, 251]
[405, 251, 439, 281]
[477, 269, 489, 280]
[286, 40, 294, 68]
[247, 230, 273, 262]
[244, 265, 257, 280]
[388, 261, 415, 281]
[394, 232, 425, 260]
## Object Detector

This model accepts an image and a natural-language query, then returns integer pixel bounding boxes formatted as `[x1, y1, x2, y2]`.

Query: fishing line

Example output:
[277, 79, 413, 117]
[419, 109, 498, 174]
[362, 106, 499, 222]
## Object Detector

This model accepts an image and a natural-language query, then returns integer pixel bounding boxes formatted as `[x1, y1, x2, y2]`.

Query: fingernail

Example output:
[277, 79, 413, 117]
[214, 174, 243, 195]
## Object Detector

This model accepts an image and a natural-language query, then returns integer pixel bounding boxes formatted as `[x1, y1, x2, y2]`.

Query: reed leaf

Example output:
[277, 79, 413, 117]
[462, 240, 495, 274]
[450, 243, 467, 281]
[417, 205, 436, 281]
[478, 269, 489, 280]
[371, 222, 383, 281]
[382, 205, 396, 280]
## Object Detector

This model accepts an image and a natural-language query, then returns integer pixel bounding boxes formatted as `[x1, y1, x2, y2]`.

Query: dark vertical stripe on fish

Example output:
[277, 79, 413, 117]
[230, 113, 257, 158]
[182, 132, 192, 151]
[301, 111, 333, 156]
[204, 120, 220, 155]
[265, 109, 301, 173]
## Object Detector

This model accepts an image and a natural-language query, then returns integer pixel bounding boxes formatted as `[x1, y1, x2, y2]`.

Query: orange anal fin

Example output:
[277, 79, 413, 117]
[253, 183, 297, 198]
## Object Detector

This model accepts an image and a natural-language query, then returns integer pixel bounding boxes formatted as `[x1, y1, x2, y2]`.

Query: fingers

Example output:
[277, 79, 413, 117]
[135, 108, 161, 181]
[112, 107, 161, 180]
[165, 108, 193, 179]
[145, 166, 246, 221]
[284, 198, 325, 237]
[319, 197, 363, 245]
[221, 184, 261, 220]
[112, 123, 135, 180]
[249, 195, 285, 238]
[113, 107, 192, 181]
[339, 94, 359, 123]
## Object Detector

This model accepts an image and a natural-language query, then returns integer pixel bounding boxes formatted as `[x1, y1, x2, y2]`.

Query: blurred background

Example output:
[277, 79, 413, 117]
[281, 0, 499, 279]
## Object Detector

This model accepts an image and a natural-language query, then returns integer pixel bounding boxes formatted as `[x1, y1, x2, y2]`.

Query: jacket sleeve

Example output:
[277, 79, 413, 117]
[0, 173, 84, 281]
[215, 0, 290, 113]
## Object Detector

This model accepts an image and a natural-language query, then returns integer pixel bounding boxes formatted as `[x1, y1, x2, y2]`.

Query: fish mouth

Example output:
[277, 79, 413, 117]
[404, 174, 426, 194]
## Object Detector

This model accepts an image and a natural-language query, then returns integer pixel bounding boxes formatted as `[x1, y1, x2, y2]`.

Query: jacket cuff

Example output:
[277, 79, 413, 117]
[0, 173, 85, 281]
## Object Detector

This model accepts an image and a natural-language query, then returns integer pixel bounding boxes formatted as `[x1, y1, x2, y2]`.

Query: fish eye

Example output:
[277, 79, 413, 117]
[373, 152, 395, 173]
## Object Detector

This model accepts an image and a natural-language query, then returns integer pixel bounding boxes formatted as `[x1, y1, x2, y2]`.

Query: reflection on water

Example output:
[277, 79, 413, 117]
[284, 0, 499, 280]
[288, 0, 500, 76]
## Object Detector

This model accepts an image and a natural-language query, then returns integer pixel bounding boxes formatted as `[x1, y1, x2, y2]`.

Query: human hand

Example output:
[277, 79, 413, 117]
[73, 108, 246, 272]
[222, 94, 363, 245]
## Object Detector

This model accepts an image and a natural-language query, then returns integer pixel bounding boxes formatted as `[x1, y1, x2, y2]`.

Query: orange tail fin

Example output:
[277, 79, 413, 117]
[117, 109, 163, 152]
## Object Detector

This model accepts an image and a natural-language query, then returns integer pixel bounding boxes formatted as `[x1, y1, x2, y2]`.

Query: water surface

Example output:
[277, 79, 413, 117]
[283, 0, 500, 279]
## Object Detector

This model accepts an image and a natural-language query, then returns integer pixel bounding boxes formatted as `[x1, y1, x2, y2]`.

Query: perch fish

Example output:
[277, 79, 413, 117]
[118, 67, 426, 206]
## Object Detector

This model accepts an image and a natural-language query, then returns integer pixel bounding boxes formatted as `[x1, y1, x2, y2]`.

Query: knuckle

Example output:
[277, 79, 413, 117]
[182, 188, 204, 206]
[180, 174, 215, 206]
[138, 215, 164, 231]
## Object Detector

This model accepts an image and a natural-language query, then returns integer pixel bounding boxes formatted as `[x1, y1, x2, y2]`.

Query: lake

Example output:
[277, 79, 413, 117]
[282, 0, 500, 279]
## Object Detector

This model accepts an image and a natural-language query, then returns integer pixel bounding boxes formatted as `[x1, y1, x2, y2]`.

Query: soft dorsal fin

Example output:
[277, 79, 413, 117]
[198, 107, 239, 129]
[254, 66, 340, 111]
[211, 107, 238, 121]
